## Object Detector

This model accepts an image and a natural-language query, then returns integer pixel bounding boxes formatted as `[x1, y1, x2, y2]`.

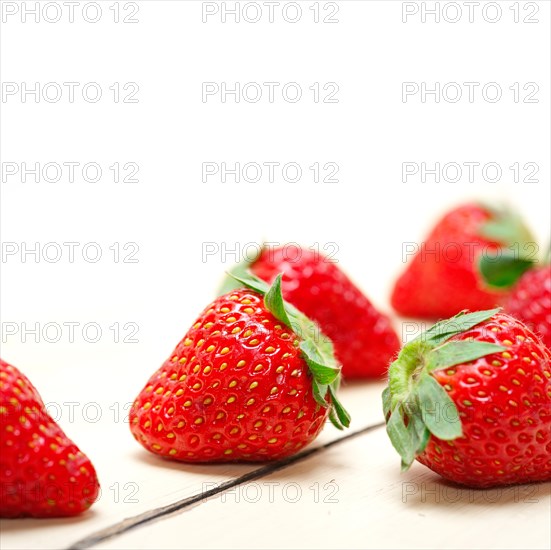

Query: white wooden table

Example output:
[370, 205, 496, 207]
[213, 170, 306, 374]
[1, 371, 549, 550]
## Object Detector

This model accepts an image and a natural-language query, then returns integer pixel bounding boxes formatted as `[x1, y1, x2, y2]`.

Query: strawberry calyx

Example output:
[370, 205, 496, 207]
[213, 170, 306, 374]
[218, 246, 265, 295]
[229, 271, 351, 430]
[478, 204, 537, 289]
[383, 308, 505, 471]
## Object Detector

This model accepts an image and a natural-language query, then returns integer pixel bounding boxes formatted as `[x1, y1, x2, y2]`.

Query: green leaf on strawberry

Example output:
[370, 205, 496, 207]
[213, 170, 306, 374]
[479, 204, 534, 246]
[413, 308, 502, 346]
[328, 385, 351, 429]
[385, 308, 506, 469]
[264, 274, 293, 328]
[426, 340, 509, 372]
[386, 405, 412, 470]
[478, 204, 538, 289]
[229, 271, 350, 430]
[217, 246, 264, 296]
[416, 374, 461, 440]
[479, 251, 535, 288]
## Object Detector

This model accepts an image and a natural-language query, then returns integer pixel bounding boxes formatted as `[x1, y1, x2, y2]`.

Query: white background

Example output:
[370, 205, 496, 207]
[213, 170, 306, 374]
[0, 1, 550, 549]
[1, 0, 549, 377]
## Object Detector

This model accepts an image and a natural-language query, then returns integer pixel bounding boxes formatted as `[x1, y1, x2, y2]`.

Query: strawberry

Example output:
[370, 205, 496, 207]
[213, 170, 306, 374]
[505, 266, 551, 349]
[383, 309, 551, 488]
[391, 203, 535, 319]
[221, 245, 400, 378]
[130, 273, 350, 462]
[0, 359, 100, 517]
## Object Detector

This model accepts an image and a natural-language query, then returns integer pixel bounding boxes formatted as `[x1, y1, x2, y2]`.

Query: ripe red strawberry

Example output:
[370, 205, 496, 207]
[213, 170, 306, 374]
[0, 359, 100, 517]
[505, 266, 551, 349]
[221, 245, 400, 378]
[130, 274, 350, 462]
[391, 203, 535, 319]
[383, 309, 551, 488]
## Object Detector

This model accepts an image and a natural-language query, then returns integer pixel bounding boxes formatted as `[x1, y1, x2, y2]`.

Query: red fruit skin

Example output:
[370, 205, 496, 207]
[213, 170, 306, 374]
[391, 204, 507, 319]
[505, 266, 551, 349]
[129, 289, 329, 462]
[0, 359, 100, 518]
[250, 247, 400, 378]
[417, 313, 551, 488]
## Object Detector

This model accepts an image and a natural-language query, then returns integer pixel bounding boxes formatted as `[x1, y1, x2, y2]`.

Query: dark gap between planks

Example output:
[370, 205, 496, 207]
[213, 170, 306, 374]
[67, 421, 385, 550]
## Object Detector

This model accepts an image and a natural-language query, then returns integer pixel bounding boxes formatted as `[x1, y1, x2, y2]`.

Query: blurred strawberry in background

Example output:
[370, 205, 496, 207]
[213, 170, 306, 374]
[504, 263, 551, 348]
[222, 245, 400, 378]
[391, 203, 536, 319]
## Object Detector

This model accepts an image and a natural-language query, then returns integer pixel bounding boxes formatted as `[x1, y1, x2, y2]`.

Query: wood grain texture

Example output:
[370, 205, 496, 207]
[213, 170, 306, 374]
[94, 428, 551, 550]
[3, 379, 549, 550]
[1, 381, 387, 549]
